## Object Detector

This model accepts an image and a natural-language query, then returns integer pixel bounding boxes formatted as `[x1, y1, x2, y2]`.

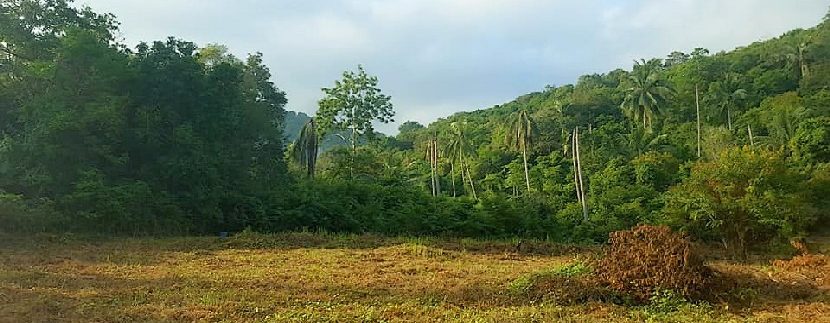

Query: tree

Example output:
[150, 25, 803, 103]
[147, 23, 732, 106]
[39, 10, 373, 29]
[664, 51, 690, 67]
[705, 74, 747, 130]
[621, 60, 674, 131]
[571, 127, 588, 222]
[198, 43, 238, 67]
[291, 119, 319, 178]
[506, 109, 535, 192]
[396, 121, 424, 150]
[445, 121, 477, 200]
[621, 127, 667, 157]
[425, 135, 441, 196]
[754, 92, 808, 148]
[0, 0, 117, 62]
[317, 65, 394, 178]
[790, 116, 830, 164]
[317, 65, 394, 152]
[663, 147, 814, 259]
[398, 121, 425, 134]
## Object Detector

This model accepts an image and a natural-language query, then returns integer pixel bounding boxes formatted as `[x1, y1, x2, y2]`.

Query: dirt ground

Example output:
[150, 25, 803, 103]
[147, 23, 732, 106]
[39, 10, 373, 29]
[0, 232, 827, 322]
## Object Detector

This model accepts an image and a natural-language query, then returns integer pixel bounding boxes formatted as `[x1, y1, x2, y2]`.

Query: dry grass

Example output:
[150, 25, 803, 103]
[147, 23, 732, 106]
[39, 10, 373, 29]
[0, 232, 828, 322]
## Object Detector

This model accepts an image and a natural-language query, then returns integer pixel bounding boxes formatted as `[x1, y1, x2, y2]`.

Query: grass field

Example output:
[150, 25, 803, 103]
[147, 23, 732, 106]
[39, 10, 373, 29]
[0, 232, 828, 322]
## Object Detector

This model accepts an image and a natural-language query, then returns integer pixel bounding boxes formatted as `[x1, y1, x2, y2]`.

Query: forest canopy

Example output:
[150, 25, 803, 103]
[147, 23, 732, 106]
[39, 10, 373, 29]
[1, 1, 829, 257]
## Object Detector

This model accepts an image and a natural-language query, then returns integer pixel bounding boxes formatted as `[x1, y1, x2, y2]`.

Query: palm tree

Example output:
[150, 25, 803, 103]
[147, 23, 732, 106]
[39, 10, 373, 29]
[767, 41, 811, 81]
[291, 118, 319, 178]
[619, 127, 667, 158]
[572, 127, 588, 222]
[506, 109, 535, 192]
[424, 135, 441, 196]
[620, 60, 674, 131]
[445, 121, 477, 200]
[705, 74, 747, 130]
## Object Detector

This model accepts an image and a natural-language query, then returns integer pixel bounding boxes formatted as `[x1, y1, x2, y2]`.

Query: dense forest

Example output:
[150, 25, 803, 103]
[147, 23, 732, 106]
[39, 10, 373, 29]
[1, 0, 829, 258]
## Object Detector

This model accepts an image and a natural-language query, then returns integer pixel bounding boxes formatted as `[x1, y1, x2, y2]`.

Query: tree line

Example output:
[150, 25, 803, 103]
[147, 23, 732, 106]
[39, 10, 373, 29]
[2, 0, 829, 257]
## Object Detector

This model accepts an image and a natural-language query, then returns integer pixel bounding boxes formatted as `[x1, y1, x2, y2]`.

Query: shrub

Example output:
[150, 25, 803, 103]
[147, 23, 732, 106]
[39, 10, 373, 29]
[662, 147, 815, 259]
[0, 193, 61, 233]
[595, 225, 713, 302]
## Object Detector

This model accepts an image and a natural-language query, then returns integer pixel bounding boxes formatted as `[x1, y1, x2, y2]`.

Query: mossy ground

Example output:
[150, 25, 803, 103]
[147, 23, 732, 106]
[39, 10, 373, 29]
[0, 232, 827, 322]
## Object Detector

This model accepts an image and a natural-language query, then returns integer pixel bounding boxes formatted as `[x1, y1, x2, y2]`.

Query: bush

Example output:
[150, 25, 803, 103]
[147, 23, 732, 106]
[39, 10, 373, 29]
[0, 193, 61, 233]
[662, 147, 815, 259]
[595, 225, 713, 302]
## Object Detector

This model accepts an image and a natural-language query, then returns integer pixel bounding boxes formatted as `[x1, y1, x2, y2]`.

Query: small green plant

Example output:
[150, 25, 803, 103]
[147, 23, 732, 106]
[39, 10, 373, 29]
[639, 290, 717, 322]
[646, 289, 688, 313]
[508, 261, 593, 295]
[508, 275, 535, 294]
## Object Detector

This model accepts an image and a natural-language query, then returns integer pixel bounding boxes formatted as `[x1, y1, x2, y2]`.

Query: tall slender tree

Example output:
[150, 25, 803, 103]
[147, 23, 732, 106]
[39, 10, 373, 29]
[317, 65, 394, 179]
[291, 118, 319, 179]
[445, 121, 477, 200]
[705, 74, 747, 130]
[621, 60, 674, 131]
[573, 127, 588, 222]
[506, 109, 535, 192]
[425, 135, 441, 196]
[696, 84, 702, 158]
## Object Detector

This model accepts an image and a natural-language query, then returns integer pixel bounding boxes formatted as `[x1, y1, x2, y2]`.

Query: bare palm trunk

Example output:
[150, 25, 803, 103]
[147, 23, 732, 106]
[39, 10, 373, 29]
[463, 158, 478, 200]
[748, 125, 755, 147]
[696, 84, 702, 158]
[428, 139, 441, 196]
[572, 130, 581, 203]
[434, 140, 440, 195]
[522, 146, 531, 192]
[349, 116, 357, 180]
[575, 127, 588, 222]
[798, 44, 809, 79]
[727, 107, 733, 131]
[450, 161, 457, 197]
[429, 141, 437, 196]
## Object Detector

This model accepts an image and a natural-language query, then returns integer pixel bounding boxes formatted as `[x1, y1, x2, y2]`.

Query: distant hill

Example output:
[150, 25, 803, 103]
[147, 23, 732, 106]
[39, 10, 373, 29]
[284, 111, 313, 143]
[283, 111, 349, 152]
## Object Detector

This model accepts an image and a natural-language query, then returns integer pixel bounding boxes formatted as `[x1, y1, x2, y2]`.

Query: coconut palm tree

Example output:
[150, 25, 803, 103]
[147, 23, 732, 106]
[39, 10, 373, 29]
[619, 127, 668, 158]
[424, 135, 441, 196]
[290, 118, 319, 178]
[705, 74, 747, 130]
[445, 121, 477, 200]
[506, 109, 535, 192]
[620, 60, 674, 131]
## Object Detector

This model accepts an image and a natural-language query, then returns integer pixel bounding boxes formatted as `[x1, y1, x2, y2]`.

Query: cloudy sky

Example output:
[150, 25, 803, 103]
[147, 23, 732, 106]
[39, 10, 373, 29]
[79, 0, 827, 134]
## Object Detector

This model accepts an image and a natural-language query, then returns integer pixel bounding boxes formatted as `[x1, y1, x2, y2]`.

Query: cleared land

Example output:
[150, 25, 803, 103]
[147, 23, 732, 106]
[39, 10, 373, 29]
[0, 232, 828, 322]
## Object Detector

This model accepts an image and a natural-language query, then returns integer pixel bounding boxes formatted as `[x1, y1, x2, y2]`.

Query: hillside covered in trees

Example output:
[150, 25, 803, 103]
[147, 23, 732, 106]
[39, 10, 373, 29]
[0, 0, 828, 259]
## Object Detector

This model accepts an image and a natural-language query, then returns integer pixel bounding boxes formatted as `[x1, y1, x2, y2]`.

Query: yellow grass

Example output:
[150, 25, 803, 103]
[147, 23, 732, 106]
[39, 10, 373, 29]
[0, 232, 827, 322]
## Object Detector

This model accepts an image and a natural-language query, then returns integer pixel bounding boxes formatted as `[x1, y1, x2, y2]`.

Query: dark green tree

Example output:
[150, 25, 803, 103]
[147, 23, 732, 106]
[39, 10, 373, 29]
[506, 109, 535, 191]
[621, 60, 674, 131]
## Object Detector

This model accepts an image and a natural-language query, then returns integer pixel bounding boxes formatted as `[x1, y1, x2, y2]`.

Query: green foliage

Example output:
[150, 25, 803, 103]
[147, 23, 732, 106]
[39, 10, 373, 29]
[621, 59, 674, 130]
[509, 261, 592, 294]
[790, 117, 830, 164]
[646, 289, 690, 314]
[663, 147, 815, 258]
[0, 192, 60, 233]
[1, 0, 828, 245]
[290, 119, 319, 178]
[0, 1, 288, 234]
[317, 65, 394, 149]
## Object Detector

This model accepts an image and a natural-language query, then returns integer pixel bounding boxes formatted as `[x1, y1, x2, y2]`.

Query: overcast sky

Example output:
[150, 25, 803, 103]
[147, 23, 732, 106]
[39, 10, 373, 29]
[79, 0, 828, 134]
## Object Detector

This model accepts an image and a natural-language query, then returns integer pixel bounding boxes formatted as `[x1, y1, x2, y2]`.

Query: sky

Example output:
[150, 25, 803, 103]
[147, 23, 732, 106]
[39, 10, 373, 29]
[79, 0, 828, 134]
